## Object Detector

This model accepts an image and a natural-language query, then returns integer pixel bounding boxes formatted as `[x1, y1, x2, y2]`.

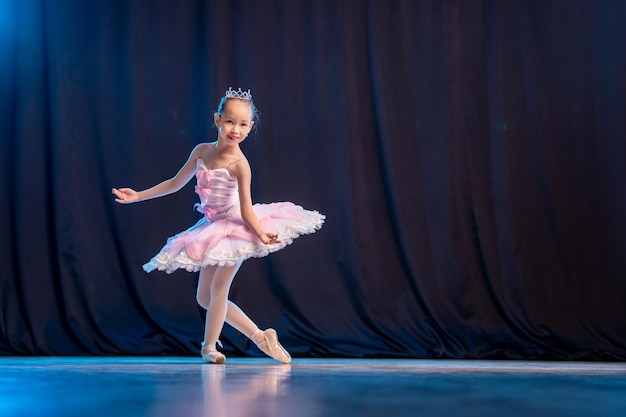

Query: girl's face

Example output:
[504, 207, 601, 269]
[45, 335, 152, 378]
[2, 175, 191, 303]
[214, 100, 255, 145]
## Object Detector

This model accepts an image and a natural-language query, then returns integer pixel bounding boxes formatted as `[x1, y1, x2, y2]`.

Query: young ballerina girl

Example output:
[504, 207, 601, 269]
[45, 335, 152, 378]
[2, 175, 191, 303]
[112, 87, 325, 364]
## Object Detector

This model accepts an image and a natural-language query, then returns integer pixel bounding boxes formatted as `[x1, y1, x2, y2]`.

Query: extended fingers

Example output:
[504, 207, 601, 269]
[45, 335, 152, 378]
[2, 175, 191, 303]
[112, 188, 129, 203]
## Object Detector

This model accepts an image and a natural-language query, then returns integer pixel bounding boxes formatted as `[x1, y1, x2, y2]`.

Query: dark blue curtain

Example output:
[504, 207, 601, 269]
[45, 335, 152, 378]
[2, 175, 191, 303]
[1, 0, 625, 360]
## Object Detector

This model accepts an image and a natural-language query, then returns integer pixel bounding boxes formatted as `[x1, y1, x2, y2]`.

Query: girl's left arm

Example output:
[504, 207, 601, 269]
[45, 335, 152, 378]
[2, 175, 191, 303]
[234, 162, 279, 244]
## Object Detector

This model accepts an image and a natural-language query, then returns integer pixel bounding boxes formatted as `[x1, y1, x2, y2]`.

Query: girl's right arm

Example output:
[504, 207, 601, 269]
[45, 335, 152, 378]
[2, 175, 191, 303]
[112, 144, 205, 204]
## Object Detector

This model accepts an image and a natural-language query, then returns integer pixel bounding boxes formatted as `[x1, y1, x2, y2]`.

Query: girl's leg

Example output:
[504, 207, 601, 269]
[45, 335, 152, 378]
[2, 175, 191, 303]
[197, 263, 261, 338]
[197, 263, 291, 364]
[197, 263, 241, 363]
[225, 301, 261, 338]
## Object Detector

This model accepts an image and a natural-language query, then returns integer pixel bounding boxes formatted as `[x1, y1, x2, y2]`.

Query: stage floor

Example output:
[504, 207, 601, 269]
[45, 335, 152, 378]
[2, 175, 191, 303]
[1, 357, 625, 417]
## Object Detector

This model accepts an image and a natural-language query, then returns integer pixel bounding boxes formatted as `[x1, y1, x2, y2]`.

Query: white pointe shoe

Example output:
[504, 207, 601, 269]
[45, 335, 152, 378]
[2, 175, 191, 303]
[252, 329, 292, 364]
[201, 341, 226, 364]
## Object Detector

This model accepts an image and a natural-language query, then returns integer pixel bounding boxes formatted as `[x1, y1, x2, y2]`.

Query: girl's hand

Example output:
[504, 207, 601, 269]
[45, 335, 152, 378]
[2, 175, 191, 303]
[260, 232, 280, 245]
[112, 187, 139, 204]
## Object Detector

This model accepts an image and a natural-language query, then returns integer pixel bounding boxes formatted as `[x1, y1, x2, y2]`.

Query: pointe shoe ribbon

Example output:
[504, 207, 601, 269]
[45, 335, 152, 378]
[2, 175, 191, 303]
[253, 329, 292, 364]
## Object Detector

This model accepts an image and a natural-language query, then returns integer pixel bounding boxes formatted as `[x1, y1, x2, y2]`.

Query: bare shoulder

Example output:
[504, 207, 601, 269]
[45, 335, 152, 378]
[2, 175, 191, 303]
[229, 156, 251, 180]
[194, 142, 218, 161]
[198, 141, 217, 154]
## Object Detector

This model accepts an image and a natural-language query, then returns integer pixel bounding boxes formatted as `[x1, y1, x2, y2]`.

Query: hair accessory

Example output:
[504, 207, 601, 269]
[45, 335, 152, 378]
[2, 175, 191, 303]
[225, 87, 252, 101]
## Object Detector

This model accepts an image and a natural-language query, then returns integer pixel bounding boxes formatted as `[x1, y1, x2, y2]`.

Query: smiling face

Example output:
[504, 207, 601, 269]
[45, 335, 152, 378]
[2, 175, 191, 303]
[214, 99, 255, 145]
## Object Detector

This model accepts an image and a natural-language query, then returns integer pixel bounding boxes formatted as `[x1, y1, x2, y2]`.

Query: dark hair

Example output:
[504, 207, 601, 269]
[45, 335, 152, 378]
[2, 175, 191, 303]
[216, 96, 260, 130]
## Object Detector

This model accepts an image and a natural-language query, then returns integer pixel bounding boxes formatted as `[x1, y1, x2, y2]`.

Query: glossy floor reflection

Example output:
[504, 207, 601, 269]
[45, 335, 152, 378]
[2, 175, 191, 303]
[1, 357, 626, 417]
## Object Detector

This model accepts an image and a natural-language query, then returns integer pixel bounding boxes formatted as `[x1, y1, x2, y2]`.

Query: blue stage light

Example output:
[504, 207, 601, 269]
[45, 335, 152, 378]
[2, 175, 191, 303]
[0, 1, 15, 34]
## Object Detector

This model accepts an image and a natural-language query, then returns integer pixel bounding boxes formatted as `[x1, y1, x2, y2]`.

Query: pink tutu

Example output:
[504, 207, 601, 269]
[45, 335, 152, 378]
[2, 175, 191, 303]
[143, 159, 325, 273]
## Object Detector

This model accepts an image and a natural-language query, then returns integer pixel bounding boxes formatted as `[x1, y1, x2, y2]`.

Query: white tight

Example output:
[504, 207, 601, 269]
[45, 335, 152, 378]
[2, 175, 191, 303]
[196, 262, 262, 351]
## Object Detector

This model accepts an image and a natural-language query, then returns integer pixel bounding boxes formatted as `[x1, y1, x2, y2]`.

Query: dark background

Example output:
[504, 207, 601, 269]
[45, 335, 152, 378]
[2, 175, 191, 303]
[1, 0, 625, 360]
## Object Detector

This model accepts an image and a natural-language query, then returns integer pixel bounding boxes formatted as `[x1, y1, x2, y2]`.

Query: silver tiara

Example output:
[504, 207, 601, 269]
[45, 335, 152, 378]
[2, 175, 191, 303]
[225, 87, 252, 101]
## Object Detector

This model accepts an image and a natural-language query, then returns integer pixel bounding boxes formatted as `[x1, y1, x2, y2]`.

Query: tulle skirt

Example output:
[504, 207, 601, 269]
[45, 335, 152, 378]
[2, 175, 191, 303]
[143, 202, 325, 273]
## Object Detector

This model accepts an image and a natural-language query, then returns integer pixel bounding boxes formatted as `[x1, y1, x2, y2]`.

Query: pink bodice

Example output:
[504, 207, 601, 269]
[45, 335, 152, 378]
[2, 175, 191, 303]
[194, 159, 240, 220]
